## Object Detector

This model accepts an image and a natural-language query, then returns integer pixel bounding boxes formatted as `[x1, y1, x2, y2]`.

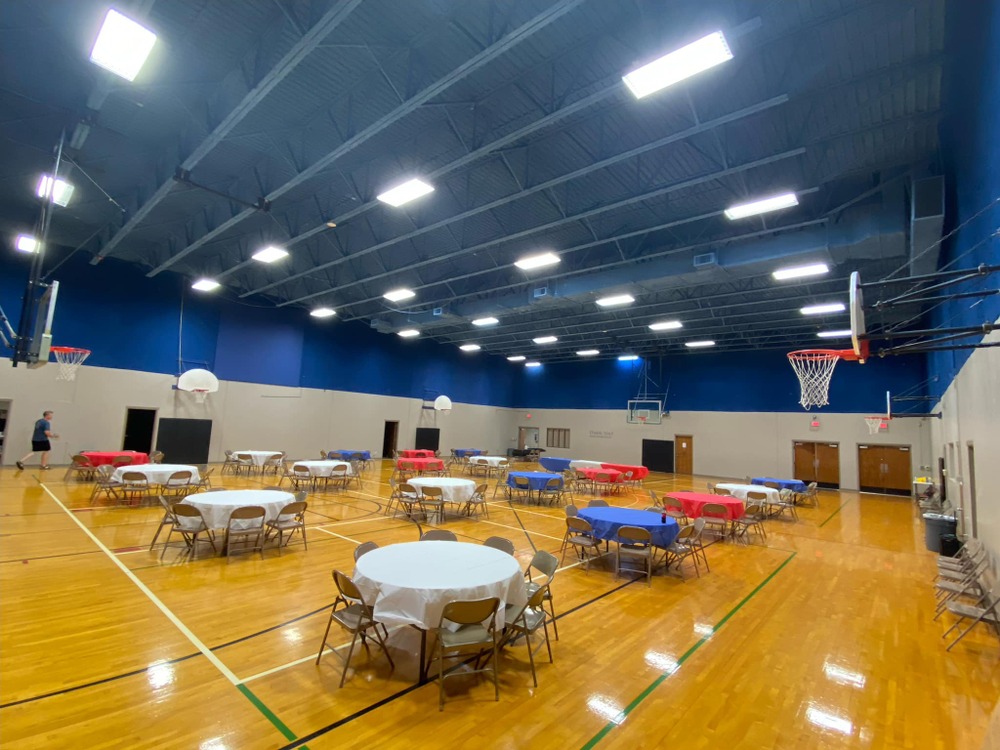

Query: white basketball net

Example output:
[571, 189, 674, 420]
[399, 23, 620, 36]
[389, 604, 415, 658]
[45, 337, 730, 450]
[192, 389, 208, 403]
[787, 350, 841, 409]
[865, 416, 888, 435]
[52, 348, 91, 381]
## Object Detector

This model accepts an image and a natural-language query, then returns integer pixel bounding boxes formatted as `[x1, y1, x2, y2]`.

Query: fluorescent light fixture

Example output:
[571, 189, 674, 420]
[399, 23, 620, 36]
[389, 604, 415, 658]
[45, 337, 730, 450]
[817, 329, 852, 338]
[514, 252, 560, 270]
[685, 340, 715, 348]
[622, 31, 733, 99]
[577, 349, 600, 356]
[525, 361, 542, 368]
[596, 294, 635, 308]
[472, 316, 499, 327]
[325, 221, 337, 228]
[376, 178, 434, 207]
[36, 175, 74, 206]
[772, 262, 829, 281]
[618, 354, 639, 361]
[507, 355, 526, 362]
[15, 234, 38, 253]
[397, 328, 420, 338]
[533, 335, 558, 344]
[89, 9, 157, 82]
[805, 705, 853, 736]
[801, 302, 846, 315]
[649, 320, 683, 331]
[724, 192, 799, 220]
[310, 307, 336, 318]
[459, 344, 481, 352]
[383, 288, 416, 303]
[251, 245, 288, 263]
[191, 278, 220, 292]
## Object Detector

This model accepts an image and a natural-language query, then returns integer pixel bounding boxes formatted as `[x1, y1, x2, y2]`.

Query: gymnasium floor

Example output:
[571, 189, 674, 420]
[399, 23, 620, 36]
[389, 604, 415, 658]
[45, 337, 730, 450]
[1, 462, 997, 749]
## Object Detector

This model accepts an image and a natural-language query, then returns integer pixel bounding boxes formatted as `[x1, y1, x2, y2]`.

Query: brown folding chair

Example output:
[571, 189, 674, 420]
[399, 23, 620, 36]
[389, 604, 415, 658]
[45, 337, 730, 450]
[435, 597, 501, 710]
[483, 536, 515, 555]
[264, 500, 308, 555]
[315, 570, 394, 686]
[160, 503, 217, 560]
[224, 506, 266, 562]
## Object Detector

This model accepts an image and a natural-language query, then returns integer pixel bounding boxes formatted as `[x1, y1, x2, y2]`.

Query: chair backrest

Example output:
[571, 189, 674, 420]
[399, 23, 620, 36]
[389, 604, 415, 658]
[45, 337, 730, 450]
[544, 478, 562, 489]
[746, 491, 768, 502]
[71, 454, 93, 467]
[96, 464, 115, 480]
[587, 499, 609, 508]
[763, 481, 780, 490]
[567, 516, 594, 534]
[702, 502, 728, 518]
[674, 524, 697, 541]
[421, 485, 444, 499]
[399, 483, 416, 495]
[707, 482, 716, 492]
[276, 500, 307, 520]
[564, 504, 578, 518]
[618, 525, 652, 545]
[121, 471, 147, 483]
[514, 476, 530, 489]
[474, 457, 488, 465]
[497, 459, 508, 467]
[595, 472, 611, 483]
[224, 450, 235, 459]
[354, 541, 378, 560]
[294, 490, 308, 503]
[201, 467, 215, 478]
[320, 449, 329, 459]
[400, 460, 415, 470]
[663, 496, 684, 511]
[807, 481, 818, 491]
[292, 463, 311, 476]
[333, 569, 364, 603]
[236, 453, 253, 462]
[420, 529, 457, 542]
[166, 470, 192, 484]
[692, 517, 707, 535]
[474, 484, 488, 497]
[112, 455, 134, 466]
[440, 597, 499, 627]
[228, 505, 266, 526]
[528, 549, 559, 580]
[483, 536, 515, 555]
[171, 503, 204, 520]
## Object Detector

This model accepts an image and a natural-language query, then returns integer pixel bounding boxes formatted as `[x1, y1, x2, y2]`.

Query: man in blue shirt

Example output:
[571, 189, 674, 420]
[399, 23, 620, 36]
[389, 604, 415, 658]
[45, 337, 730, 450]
[15, 410, 58, 471]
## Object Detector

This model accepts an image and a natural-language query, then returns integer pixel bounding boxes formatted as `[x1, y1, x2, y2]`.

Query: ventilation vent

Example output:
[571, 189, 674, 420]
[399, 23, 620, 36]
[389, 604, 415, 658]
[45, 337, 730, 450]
[693, 252, 718, 268]
[533, 286, 548, 298]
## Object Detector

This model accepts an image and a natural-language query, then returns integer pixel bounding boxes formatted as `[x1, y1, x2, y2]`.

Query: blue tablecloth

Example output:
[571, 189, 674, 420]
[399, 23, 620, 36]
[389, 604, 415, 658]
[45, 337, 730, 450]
[752, 477, 807, 493]
[454, 449, 485, 458]
[507, 471, 563, 491]
[328, 450, 371, 461]
[539, 457, 573, 472]
[578, 507, 679, 548]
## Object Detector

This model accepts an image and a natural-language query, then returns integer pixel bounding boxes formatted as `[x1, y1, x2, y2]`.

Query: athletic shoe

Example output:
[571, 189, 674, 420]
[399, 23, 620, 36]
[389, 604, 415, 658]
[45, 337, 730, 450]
[15, 461, 24, 470]
[40, 465, 50, 470]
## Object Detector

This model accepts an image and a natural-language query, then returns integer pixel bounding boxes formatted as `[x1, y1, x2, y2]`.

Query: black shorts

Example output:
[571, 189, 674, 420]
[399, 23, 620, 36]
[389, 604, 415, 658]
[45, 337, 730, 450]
[32, 440, 51, 452]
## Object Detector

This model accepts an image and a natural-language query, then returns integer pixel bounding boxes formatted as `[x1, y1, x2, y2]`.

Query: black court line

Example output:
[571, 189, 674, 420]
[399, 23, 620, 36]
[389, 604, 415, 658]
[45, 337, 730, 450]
[0, 549, 98, 564]
[274, 577, 641, 750]
[210, 604, 332, 651]
[503, 499, 539, 553]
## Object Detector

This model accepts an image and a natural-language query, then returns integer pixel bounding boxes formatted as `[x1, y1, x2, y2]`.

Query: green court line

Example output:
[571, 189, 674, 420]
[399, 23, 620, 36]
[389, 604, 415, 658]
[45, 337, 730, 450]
[819, 499, 852, 527]
[238, 684, 299, 743]
[580, 552, 797, 750]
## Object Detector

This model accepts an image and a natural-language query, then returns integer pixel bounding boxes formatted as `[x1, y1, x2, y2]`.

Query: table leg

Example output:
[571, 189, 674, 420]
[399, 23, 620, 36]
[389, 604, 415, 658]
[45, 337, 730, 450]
[418, 627, 429, 684]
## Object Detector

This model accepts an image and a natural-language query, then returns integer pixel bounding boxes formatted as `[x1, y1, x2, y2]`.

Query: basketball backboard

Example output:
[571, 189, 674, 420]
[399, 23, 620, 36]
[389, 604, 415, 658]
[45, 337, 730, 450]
[627, 399, 662, 425]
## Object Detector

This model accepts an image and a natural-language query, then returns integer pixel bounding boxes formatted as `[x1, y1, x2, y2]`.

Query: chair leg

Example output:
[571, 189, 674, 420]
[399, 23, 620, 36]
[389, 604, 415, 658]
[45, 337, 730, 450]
[339, 631, 361, 687]
[524, 623, 537, 688]
[315, 615, 335, 664]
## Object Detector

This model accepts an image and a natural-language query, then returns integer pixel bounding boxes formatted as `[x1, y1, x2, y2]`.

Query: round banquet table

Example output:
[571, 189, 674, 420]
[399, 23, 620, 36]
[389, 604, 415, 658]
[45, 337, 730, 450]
[752, 477, 808, 493]
[396, 457, 445, 472]
[570, 460, 605, 471]
[81, 450, 148, 467]
[453, 449, 485, 458]
[579, 467, 624, 483]
[715, 483, 780, 502]
[291, 459, 353, 476]
[352, 541, 527, 632]
[409, 477, 476, 505]
[234, 450, 284, 466]
[539, 457, 573, 473]
[468, 455, 508, 467]
[507, 471, 563, 491]
[669, 491, 745, 520]
[112, 463, 200, 484]
[600, 463, 649, 480]
[183, 489, 294, 529]
[578, 507, 679, 548]
[399, 449, 436, 459]
[327, 450, 371, 461]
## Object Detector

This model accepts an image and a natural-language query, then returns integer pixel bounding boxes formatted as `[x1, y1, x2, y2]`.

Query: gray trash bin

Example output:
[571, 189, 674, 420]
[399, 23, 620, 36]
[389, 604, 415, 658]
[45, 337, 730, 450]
[923, 513, 957, 553]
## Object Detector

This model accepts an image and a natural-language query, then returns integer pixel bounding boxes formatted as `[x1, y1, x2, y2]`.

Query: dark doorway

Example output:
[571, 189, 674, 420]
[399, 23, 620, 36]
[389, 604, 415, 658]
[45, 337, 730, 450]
[155, 418, 212, 464]
[642, 439, 674, 473]
[415, 427, 440, 452]
[123, 408, 157, 454]
[382, 421, 399, 458]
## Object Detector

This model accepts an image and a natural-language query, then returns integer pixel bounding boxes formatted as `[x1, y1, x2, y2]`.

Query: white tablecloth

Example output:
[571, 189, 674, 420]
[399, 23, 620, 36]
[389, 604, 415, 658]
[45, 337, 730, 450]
[715, 483, 780, 502]
[569, 460, 604, 470]
[409, 477, 476, 504]
[291, 460, 353, 477]
[183, 489, 293, 529]
[233, 450, 284, 466]
[468, 456, 508, 468]
[112, 464, 201, 485]
[353, 541, 527, 630]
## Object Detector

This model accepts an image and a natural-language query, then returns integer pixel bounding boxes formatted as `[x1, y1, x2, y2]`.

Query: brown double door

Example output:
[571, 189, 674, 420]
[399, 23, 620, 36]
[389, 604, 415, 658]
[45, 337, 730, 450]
[793, 441, 840, 488]
[857, 444, 912, 496]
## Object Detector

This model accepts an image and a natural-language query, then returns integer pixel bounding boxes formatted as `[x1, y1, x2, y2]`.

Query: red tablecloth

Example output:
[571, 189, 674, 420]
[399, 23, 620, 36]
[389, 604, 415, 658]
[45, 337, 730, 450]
[579, 467, 624, 483]
[397, 457, 445, 471]
[399, 449, 436, 458]
[669, 491, 744, 520]
[80, 450, 149, 467]
[600, 463, 649, 480]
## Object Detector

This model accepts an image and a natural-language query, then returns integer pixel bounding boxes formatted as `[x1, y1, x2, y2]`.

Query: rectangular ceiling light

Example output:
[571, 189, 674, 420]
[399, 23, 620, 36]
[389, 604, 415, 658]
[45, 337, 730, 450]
[191, 278, 220, 292]
[772, 262, 829, 281]
[596, 294, 635, 308]
[310, 307, 336, 318]
[376, 178, 434, 207]
[724, 192, 799, 220]
[514, 252, 560, 270]
[817, 329, 852, 338]
[383, 288, 416, 303]
[397, 328, 420, 338]
[525, 361, 542, 368]
[649, 320, 683, 331]
[617, 354, 639, 361]
[36, 175, 74, 207]
[507, 355, 526, 362]
[472, 316, 499, 327]
[15, 234, 38, 253]
[251, 245, 288, 263]
[685, 340, 715, 348]
[577, 349, 600, 356]
[622, 31, 733, 99]
[459, 344, 481, 352]
[89, 9, 157, 82]
[801, 302, 846, 315]
[533, 335, 558, 344]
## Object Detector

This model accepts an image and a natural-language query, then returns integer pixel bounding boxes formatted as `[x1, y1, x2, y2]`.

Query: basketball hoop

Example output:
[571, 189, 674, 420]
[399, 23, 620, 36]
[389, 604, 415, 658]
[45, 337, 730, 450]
[50, 346, 91, 381]
[864, 416, 890, 435]
[176, 368, 219, 402]
[787, 349, 857, 409]
[192, 388, 209, 404]
[638, 415, 647, 425]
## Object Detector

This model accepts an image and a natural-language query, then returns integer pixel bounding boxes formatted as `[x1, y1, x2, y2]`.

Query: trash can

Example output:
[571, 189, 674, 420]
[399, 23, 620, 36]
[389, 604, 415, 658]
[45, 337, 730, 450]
[922, 513, 958, 553]
[940, 534, 962, 558]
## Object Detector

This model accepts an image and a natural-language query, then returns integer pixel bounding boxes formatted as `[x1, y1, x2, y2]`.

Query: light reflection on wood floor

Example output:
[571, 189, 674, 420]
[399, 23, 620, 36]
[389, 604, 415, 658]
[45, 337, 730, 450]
[1, 462, 997, 749]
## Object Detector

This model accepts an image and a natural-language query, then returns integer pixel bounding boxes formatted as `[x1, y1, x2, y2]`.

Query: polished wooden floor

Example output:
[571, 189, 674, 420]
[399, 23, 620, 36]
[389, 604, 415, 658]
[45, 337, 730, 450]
[1, 461, 997, 749]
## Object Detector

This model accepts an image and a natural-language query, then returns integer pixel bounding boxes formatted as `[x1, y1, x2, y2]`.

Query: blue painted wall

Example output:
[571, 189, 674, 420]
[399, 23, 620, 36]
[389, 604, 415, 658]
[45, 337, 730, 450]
[930, 1, 1000, 398]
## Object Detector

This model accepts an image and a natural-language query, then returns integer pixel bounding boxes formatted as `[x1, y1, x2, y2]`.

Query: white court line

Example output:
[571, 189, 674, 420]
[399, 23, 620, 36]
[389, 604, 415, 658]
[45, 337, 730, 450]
[478, 518, 563, 543]
[39, 482, 241, 685]
[313, 526, 361, 545]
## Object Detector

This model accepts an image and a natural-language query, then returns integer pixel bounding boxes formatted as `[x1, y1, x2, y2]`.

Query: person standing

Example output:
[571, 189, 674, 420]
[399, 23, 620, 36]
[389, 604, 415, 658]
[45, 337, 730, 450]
[16, 410, 58, 470]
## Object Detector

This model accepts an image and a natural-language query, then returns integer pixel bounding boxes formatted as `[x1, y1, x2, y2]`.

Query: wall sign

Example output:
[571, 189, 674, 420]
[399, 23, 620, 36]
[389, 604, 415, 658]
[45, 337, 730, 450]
[589, 430, 613, 439]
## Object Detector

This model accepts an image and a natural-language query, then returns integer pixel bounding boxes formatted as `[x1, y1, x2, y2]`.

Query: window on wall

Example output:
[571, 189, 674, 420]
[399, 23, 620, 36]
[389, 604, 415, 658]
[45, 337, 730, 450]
[546, 428, 570, 449]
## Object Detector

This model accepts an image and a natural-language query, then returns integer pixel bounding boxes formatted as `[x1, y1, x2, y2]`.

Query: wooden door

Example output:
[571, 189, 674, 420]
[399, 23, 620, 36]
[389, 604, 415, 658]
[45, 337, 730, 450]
[793, 442, 816, 482]
[675, 435, 693, 475]
[858, 444, 911, 495]
[815, 443, 840, 488]
[858, 445, 884, 492]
